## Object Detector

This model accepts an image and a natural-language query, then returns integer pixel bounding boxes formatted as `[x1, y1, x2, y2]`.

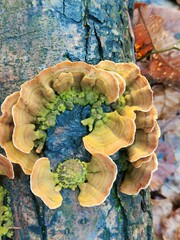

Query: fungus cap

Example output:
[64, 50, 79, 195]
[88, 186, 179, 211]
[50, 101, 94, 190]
[127, 121, 160, 162]
[120, 153, 158, 195]
[0, 154, 14, 179]
[3, 142, 38, 175]
[135, 106, 158, 133]
[0, 92, 39, 174]
[96, 60, 140, 83]
[132, 155, 152, 168]
[83, 111, 136, 155]
[96, 60, 148, 94]
[78, 153, 117, 207]
[96, 60, 153, 112]
[0, 92, 20, 146]
[52, 72, 74, 94]
[81, 68, 120, 103]
[12, 98, 35, 126]
[30, 157, 63, 209]
[12, 124, 36, 154]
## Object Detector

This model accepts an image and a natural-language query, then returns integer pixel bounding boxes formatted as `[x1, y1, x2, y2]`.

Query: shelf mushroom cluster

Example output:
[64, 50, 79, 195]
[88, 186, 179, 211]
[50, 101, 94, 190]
[0, 60, 160, 209]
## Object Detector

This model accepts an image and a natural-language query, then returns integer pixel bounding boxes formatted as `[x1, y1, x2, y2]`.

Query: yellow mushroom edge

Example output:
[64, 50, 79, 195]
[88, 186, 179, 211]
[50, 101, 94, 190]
[78, 153, 117, 207]
[0, 154, 14, 179]
[30, 157, 63, 209]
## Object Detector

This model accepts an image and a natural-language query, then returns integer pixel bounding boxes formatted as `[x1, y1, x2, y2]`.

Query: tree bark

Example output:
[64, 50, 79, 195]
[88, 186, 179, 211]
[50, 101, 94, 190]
[0, 0, 153, 239]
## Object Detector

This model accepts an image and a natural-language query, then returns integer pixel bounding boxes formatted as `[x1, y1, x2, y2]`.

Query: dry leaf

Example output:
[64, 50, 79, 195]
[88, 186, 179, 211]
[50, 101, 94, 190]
[134, 24, 153, 60]
[152, 199, 173, 237]
[156, 117, 180, 205]
[161, 208, 180, 240]
[153, 200, 180, 240]
[134, 5, 180, 87]
[150, 141, 176, 191]
[158, 117, 180, 136]
[160, 166, 180, 206]
[152, 85, 180, 120]
[154, 233, 163, 240]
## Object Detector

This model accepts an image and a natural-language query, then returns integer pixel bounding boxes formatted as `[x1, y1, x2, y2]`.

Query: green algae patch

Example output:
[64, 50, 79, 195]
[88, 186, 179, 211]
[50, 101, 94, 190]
[54, 159, 88, 191]
[0, 186, 14, 239]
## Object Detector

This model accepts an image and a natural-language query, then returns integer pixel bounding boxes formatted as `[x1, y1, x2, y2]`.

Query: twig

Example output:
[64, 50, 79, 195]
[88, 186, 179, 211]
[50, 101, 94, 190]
[8, 227, 21, 230]
[137, 45, 180, 61]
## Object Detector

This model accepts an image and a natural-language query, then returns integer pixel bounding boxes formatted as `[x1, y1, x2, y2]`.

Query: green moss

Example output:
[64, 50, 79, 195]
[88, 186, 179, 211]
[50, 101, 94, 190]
[81, 117, 94, 131]
[54, 159, 88, 191]
[38, 108, 51, 118]
[57, 103, 66, 112]
[0, 186, 14, 239]
[35, 130, 46, 140]
[110, 95, 126, 113]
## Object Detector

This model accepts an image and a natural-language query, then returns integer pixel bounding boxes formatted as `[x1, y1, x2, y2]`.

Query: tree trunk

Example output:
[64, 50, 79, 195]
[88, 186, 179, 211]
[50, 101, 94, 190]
[0, 0, 154, 239]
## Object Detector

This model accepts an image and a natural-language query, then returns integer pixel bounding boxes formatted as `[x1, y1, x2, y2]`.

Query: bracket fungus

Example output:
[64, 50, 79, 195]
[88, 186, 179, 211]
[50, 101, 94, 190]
[30, 157, 63, 209]
[83, 111, 136, 155]
[78, 153, 117, 207]
[120, 153, 158, 195]
[0, 92, 39, 174]
[0, 60, 160, 208]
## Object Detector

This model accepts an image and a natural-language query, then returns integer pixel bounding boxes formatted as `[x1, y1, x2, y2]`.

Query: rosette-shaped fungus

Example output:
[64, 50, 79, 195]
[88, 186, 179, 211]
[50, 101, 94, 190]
[0, 60, 160, 208]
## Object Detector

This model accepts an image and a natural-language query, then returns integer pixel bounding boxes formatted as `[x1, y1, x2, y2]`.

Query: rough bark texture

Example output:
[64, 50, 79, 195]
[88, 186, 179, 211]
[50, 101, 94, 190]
[0, 0, 153, 239]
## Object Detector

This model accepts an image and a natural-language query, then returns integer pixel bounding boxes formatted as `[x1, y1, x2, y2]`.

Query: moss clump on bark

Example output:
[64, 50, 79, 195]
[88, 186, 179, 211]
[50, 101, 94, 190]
[0, 186, 14, 239]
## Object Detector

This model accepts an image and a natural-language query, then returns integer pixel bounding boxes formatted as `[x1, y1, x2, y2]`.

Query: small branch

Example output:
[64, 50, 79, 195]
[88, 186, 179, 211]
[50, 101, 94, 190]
[8, 227, 21, 230]
[137, 44, 180, 61]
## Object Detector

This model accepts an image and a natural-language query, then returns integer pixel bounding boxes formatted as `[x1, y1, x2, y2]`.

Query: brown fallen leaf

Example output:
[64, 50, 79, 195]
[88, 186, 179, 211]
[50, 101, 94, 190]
[158, 117, 180, 136]
[133, 5, 180, 88]
[156, 114, 180, 204]
[134, 23, 153, 60]
[160, 166, 180, 206]
[155, 118, 180, 206]
[161, 208, 180, 240]
[152, 85, 180, 120]
[152, 199, 173, 237]
[150, 141, 176, 191]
